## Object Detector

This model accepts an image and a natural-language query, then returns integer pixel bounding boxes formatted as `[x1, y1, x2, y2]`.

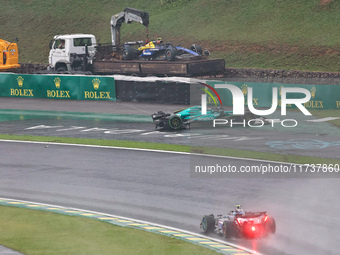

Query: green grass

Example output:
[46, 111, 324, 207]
[2, 0, 340, 71]
[1, 134, 339, 164]
[0, 206, 218, 255]
[0, 134, 190, 152]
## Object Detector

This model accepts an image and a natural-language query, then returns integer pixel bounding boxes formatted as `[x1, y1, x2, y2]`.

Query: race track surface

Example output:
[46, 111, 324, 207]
[0, 98, 340, 255]
[0, 98, 339, 160]
[0, 141, 340, 255]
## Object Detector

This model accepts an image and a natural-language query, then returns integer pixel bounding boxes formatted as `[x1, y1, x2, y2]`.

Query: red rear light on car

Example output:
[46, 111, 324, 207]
[243, 224, 259, 237]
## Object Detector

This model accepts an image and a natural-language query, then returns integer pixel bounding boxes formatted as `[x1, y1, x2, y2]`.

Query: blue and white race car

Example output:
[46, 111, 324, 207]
[200, 205, 276, 239]
[151, 106, 266, 130]
[122, 39, 209, 61]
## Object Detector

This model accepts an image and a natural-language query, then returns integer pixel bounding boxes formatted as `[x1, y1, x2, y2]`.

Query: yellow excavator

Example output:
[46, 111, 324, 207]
[0, 38, 20, 72]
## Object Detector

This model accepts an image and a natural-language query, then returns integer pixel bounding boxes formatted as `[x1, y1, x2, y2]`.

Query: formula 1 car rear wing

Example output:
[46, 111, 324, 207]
[237, 212, 267, 218]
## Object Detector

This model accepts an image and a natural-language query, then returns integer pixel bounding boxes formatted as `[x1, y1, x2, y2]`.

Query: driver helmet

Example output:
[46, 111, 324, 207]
[156, 37, 163, 44]
[235, 205, 245, 215]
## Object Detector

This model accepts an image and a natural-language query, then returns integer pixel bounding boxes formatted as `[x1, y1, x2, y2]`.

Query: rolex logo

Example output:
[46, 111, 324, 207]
[54, 77, 61, 89]
[241, 84, 248, 96]
[92, 78, 100, 90]
[279, 86, 284, 97]
[17, 76, 24, 87]
[311, 87, 316, 99]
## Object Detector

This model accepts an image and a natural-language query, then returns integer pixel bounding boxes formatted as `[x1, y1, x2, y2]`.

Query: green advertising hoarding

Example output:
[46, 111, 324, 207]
[0, 73, 116, 101]
[206, 81, 340, 110]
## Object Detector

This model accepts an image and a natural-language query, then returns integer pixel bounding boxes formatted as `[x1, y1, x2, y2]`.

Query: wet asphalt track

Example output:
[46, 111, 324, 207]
[1, 98, 340, 255]
[1, 98, 340, 160]
[1, 141, 340, 255]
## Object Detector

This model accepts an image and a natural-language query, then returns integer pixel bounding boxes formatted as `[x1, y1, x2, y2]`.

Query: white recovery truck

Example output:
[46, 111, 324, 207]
[48, 34, 96, 72]
[46, 8, 225, 76]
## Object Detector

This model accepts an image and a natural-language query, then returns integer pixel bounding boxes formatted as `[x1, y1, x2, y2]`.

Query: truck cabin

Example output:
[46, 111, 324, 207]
[49, 34, 96, 71]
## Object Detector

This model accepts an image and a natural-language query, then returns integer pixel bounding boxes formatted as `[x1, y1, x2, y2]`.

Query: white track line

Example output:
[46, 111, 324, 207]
[305, 117, 340, 122]
[0, 197, 262, 255]
[0, 139, 270, 254]
[0, 139, 308, 167]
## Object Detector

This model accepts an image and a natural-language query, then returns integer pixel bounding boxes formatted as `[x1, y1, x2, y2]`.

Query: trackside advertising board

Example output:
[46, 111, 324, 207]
[205, 80, 340, 110]
[0, 73, 116, 101]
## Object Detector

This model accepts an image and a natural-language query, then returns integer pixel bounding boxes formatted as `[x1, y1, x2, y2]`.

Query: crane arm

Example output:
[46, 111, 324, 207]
[111, 7, 149, 46]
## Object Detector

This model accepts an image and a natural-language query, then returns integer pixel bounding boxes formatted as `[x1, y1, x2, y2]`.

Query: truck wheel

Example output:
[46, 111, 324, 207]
[201, 215, 214, 233]
[122, 46, 135, 60]
[165, 47, 177, 61]
[56, 66, 67, 72]
[191, 44, 203, 55]
[223, 221, 235, 238]
[168, 115, 182, 130]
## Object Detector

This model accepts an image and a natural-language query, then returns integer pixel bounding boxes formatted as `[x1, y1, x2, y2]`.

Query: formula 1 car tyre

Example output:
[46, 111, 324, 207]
[201, 215, 215, 233]
[191, 44, 203, 55]
[265, 216, 276, 234]
[223, 221, 235, 238]
[168, 115, 182, 129]
[165, 47, 177, 61]
[244, 112, 254, 121]
[244, 112, 256, 125]
[122, 46, 136, 60]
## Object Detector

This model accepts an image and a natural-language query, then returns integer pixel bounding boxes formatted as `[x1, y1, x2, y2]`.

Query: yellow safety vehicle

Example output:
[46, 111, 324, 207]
[0, 38, 20, 72]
